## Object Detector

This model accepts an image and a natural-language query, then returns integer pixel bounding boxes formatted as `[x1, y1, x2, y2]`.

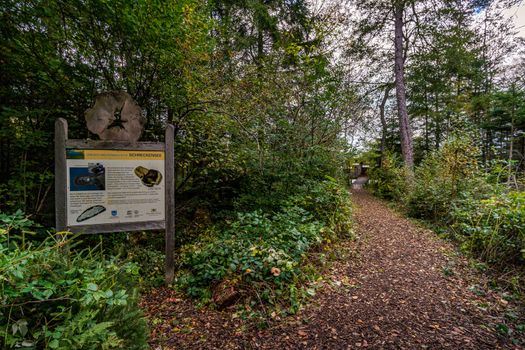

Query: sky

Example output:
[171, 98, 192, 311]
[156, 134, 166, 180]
[503, 2, 525, 38]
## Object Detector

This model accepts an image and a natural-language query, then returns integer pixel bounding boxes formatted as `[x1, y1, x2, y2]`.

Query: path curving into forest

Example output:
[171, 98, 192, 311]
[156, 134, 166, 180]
[143, 189, 524, 349]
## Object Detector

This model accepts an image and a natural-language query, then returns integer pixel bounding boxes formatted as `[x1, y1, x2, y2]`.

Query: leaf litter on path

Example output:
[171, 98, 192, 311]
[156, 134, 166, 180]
[141, 189, 524, 349]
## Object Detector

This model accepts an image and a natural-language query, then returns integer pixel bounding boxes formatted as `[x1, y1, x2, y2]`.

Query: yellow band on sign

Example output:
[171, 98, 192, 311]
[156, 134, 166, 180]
[82, 150, 165, 160]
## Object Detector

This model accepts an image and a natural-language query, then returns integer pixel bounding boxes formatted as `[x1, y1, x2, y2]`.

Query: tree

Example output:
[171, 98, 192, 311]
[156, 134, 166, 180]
[347, 0, 420, 169]
[393, 0, 414, 169]
[347, 0, 519, 173]
[407, 1, 485, 153]
[0, 0, 212, 217]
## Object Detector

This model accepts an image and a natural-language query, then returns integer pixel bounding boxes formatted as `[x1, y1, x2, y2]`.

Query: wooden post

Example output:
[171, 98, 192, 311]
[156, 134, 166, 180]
[165, 124, 175, 284]
[55, 118, 68, 237]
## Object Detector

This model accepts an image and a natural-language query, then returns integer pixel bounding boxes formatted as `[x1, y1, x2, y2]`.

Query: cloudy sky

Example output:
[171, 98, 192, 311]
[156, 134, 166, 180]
[504, 2, 525, 37]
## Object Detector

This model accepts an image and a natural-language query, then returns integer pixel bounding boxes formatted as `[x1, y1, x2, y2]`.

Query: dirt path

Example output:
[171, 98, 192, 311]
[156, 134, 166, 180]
[143, 189, 524, 349]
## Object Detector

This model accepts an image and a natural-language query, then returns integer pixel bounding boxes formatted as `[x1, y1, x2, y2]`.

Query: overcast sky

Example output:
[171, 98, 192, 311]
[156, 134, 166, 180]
[503, 2, 525, 38]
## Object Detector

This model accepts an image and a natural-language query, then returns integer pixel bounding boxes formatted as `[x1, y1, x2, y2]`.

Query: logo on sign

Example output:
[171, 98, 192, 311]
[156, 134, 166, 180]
[111, 210, 118, 217]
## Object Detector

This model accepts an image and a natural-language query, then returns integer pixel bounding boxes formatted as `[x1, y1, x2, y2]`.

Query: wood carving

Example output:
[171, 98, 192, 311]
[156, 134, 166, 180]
[85, 91, 145, 142]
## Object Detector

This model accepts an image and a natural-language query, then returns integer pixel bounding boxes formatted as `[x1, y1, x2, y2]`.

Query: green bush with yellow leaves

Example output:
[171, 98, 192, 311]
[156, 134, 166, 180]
[176, 178, 352, 315]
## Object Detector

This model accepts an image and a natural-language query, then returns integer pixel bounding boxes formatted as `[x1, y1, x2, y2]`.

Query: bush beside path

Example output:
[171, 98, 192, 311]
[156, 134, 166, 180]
[142, 189, 524, 349]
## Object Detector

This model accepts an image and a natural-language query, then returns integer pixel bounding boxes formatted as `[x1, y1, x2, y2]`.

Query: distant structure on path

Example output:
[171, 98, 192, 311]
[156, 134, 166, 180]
[351, 163, 369, 179]
[351, 163, 369, 189]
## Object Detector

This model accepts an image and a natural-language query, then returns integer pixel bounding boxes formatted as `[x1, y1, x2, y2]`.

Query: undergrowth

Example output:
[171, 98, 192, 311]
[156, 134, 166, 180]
[368, 137, 525, 297]
[0, 212, 149, 350]
[176, 178, 352, 317]
[453, 191, 525, 269]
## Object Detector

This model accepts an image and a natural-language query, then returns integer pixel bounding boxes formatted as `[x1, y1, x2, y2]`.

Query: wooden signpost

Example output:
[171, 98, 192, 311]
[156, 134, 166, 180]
[55, 114, 175, 284]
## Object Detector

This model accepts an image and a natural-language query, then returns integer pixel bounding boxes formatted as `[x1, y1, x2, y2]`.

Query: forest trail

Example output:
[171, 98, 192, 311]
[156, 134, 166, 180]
[143, 190, 523, 349]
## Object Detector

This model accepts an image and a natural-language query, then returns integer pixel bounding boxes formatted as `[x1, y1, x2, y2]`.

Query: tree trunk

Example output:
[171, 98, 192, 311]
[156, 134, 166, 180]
[394, 1, 414, 170]
[508, 87, 516, 184]
[424, 89, 430, 154]
[379, 84, 392, 167]
[257, 28, 264, 67]
[434, 91, 441, 149]
[508, 127, 514, 184]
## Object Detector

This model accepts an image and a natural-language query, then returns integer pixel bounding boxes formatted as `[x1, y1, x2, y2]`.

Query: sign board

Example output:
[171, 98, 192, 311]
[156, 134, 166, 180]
[66, 149, 165, 226]
[55, 118, 175, 283]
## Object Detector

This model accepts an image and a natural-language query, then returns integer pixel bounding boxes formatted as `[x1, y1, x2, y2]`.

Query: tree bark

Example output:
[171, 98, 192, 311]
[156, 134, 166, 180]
[394, 1, 414, 170]
[508, 85, 516, 184]
[257, 28, 264, 67]
[424, 89, 430, 153]
[379, 84, 393, 167]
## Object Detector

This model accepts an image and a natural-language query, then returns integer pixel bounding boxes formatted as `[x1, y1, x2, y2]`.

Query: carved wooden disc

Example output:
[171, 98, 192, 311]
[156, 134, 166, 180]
[85, 91, 145, 142]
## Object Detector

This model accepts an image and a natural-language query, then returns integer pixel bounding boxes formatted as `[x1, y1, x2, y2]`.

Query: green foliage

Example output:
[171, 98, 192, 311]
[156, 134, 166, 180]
[0, 0, 212, 218]
[0, 214, 148, 350]
[178, 208, 323, 308]
[127, 246, 166, 290]
[453, 191, 525, 266]
[368, 135, 524, 275]
[177, 179, 352, 313]
[0, 0, 353, 323]
[82, 232, 167, 291]
[0, 210, 39, 249]
[367, 153, 406, 200]
[0, 0, 354, 242]
[406, 137, 485, 222]
[286, 177, 352, 238]
[218, 59, 352, 214]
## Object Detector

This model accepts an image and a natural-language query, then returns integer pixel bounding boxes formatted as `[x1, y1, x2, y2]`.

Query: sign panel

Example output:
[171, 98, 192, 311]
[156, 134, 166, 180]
[66, 149, 165, 226]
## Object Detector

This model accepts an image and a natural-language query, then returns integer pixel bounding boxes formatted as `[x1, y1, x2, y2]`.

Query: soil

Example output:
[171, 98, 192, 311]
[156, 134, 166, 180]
[141, 189, 525, 349]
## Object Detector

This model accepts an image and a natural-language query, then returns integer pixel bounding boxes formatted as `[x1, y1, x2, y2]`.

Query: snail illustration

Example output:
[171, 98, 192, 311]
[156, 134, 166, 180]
[134, 166, 162, 187]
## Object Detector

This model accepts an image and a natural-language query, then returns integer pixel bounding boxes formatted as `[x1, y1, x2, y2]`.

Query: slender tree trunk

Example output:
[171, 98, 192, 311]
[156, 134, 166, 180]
[508, 127, 514, 183]
[508, 88, 515, 184]
[434, 91, 441, 149]
[379, 85, 392, 167]
[424, 89, 430, 153]
[487, 129, 493, 162]
[257, 29, 264, 67]
[521, 133, 525, 176]
[394, 2, 414, 170]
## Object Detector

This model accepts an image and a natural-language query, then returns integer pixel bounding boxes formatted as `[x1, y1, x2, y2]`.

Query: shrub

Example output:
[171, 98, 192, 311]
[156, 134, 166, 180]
[367, 153, 406, 200]
[0, 212, 149, 350]
[127, 246, 166, 290]
[77, 231, 166, 291]
[452, 191, 525, 265]
[406, 137, 485, 222]
[286, 177, 352, 238]
[177, 179, 352, 313]
[178, 208, 323, 309]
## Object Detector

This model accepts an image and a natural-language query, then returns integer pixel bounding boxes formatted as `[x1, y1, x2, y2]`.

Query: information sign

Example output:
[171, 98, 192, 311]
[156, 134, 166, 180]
[66, 149, 165, 226]
[55, 118, 176, 283]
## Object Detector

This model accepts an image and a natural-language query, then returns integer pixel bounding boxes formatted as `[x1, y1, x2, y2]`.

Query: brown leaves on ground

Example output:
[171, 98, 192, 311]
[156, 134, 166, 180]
[141, 189, 525, 349]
